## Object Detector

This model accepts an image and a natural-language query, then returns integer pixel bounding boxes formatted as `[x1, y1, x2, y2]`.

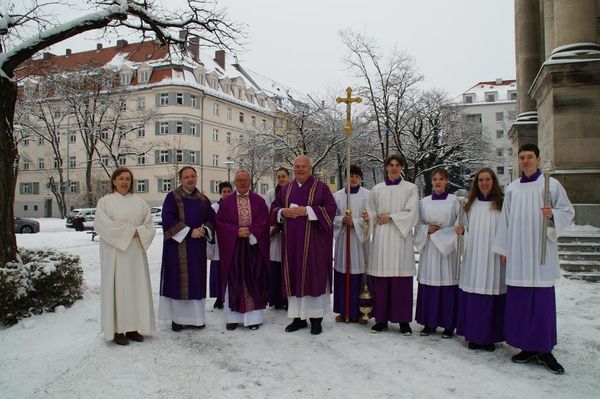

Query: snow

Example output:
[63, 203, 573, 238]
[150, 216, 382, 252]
[1, 218, 599, 398]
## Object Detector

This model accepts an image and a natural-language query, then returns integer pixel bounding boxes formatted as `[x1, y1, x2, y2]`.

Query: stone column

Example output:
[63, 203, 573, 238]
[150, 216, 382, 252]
[514, 0, 541, 117]
[553, 0, 597, 50]
[542, 0, 555, 60]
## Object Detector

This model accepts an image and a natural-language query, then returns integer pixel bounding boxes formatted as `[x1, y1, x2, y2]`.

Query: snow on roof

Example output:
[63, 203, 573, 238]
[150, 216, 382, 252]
[454, 79, 517, 104]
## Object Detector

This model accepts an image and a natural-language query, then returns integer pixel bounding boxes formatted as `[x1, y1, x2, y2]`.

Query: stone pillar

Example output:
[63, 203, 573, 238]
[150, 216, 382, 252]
[553, 0, 597, 50]
[514, 0, 542, 117]
[542, 0, 555, 60]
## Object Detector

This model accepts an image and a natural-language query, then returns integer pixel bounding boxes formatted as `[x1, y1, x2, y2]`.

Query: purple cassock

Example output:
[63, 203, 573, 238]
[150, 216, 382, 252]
[216, 192, 270, 313]
[160, 187, 215, 300]
[270, 176, 337, 298]
[456, 289, 506, 345]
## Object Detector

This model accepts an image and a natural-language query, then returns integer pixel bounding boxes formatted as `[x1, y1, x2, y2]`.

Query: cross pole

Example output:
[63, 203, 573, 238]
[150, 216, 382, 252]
[336, 87, 361, 323]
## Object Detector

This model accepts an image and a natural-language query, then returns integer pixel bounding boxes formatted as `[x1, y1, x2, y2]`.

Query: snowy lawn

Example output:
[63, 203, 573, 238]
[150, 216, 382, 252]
[1, 218, 599, 398]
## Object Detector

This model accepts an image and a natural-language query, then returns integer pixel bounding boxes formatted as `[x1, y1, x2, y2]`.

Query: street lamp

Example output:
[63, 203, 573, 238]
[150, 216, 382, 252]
[223, 160, 235, 183]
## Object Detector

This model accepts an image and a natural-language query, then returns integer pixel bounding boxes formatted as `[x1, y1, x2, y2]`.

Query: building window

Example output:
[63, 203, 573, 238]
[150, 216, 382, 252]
[508, 91, 517, 101]
[54, 157, 59, 169]
[190, 95, 197, 108]
[69, 132, 76, 143]
[136, 180, 147, 193]
[160, 122, 169, 135]
[100, 129, 109, 140]
[22, 139, 29, 147]
[508, 147, 514, 156]
[465, 114, 482, 124]
[23, 183, 31, 194]
[101, 155, 108, 166]
[213, 103, 220, 116]
[239, 112, 244, 123]
[260, 183, 269, 195]
[137, 97, 146, 110]
[37, 158, 45, 169]
[262, 119, 267, 129]
[496, 130, 504, 139]
[69, 181, 78, 193]
[210, 180, 222, 194]
[213, 128, 219, 142]
[121, 73, 130, 86]
[497, 166, 505, 175]
[137, 127, 145, 138]
[23, 160, 30, 171]
[161, 178, 172, 193]
[159, 93, 169, 106]
[463, 94, 475, 104]
[508, 168, 514, 178]
[259, 99, 265, 107]
[137, 154, 145, 165]
[118, 155, 126, 166]
[69, 156, 76, 168]
[239, 133, 244, 142]
[495, 112, 504, 121]
[212, 154, 219, 167]
[139, 70, 149, 83]
[159, 150, 169, 163]
[119, 126, 126, 138]
[226, 131, 231, 144]
[508, 111, 516, 121]
[189, 151, 197, 164]
[119, 100, 127, 111]
[497, 149, 503, 157]
[227, 108, 232, 120]
[485, 92, 497, 102]
[251, 116, 256, 126]
[176, 150, 183, 163]
[37, 136, 44, 146]
[176, 93, 184, 105]
[24, 205, 28, 211]
[190, 123, 197, 136]
[176, 122, 184, 134]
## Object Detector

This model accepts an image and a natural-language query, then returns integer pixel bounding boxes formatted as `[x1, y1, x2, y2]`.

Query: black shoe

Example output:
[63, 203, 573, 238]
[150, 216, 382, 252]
[248, 324, 260, 331]
[310, 318, 323, 335]
[399, 323, 412, 336]
[370, 322, 388, 333]
[441, 329, 454, 339]
[285, 318, 308, 332]
[511, 350, 538, 364]
[420, 326, 436, 336]
[226, 323, 238, 331]
[537, 352, 565, 374]
[481, 344, 496, 352]
[213, 299, 223, 309]
[191, 324, 205, 330]
[468, 342, 480, 350]
[171, 321, 184, 332]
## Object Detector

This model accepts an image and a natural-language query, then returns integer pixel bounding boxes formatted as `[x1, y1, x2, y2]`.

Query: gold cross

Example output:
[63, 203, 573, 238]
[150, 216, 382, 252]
[336, 87, 361, 137]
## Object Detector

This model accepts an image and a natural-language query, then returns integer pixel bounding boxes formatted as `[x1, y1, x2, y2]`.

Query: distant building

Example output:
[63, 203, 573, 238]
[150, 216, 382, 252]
[457, 78, 517, 189]
[14, 39, 285, 217]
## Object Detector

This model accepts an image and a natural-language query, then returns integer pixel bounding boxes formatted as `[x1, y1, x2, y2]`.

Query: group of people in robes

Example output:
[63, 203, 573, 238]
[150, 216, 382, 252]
[96, 143, 573, 375]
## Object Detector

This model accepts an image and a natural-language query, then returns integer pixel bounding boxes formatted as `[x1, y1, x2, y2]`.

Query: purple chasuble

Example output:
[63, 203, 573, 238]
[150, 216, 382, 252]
[160, 187, 215, 300]
[270, 176, 337, 297]
[216, 192, 270, 313]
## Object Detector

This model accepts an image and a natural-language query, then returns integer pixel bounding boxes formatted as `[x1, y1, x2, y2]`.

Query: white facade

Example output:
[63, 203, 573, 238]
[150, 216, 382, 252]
[457, 79, 517, 189]
[14, 41, 282, 217]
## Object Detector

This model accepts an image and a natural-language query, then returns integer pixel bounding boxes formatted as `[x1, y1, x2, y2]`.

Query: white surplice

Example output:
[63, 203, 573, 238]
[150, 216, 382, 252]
[493, 177, 574, 287]
[95, 192, 156, 340]
[414, 194, 460, 286]
[366, 180, 419, 277]
[333, 187, 370, 274]
[459, 199, 506, 295]
[265, 189, 282, 262]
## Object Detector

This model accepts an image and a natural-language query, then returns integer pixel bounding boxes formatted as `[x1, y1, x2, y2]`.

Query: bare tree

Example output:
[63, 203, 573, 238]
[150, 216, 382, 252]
[0, 0, 241, 264]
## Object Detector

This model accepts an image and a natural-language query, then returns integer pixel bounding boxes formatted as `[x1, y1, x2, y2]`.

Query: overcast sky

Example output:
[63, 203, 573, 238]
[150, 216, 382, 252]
[49, 0, 516, 99]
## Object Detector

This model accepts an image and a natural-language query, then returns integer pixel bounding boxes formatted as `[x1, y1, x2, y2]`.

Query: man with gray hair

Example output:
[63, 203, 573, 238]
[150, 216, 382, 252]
[270, 156, 337, 335]
[216, 170, 270, 331]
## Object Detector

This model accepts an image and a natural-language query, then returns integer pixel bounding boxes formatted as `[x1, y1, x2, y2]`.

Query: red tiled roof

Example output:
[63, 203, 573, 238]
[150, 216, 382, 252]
[475, 79, 516, 86]
[16, 41, 170, 79]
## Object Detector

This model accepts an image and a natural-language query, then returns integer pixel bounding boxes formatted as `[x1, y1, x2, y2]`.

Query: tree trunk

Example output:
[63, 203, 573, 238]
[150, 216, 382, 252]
[0, 77, 19, 264]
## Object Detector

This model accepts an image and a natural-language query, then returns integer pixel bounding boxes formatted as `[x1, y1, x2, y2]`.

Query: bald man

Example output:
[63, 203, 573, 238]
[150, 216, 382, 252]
[270, 156, 337, 335]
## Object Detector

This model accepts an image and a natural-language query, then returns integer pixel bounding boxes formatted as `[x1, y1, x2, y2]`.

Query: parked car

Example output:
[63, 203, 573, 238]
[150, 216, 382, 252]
[66, 208, 95, 229]
[151, 206, 162, 225]
[15, 217, 40, 234]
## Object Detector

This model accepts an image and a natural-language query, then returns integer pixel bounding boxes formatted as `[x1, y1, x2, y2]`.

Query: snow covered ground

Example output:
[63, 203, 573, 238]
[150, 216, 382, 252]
[1, 218, 599, 399]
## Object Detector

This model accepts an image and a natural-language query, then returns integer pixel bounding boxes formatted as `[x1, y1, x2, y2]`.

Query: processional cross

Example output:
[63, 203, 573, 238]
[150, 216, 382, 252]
[336, 87, 361, 322]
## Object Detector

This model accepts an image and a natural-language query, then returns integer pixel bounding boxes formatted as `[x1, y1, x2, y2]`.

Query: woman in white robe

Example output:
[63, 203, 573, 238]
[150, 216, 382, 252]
[455, 168, 505, 352]
[414, 168, 459, 338]
[264, 167, 290, 309]
[95, 167, 156, 345]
